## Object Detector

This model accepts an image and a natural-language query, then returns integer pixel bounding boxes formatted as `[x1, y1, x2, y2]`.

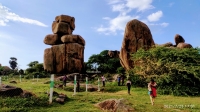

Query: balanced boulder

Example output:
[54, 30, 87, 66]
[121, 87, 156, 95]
[119, 19, 155, 70]
[44, 34, 63, 45]
[177, 43, 193, 48]
[55, 15, 75, 30]
[52, 21, 72, 34]
[174, 34, 185, 46]
[43, 15, 85, 74]
[61, 35, 85, 46]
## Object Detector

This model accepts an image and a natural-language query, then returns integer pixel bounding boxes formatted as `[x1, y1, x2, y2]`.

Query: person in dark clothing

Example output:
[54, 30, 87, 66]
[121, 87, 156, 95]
[63, 75, 67, 88]
[121, 74, 125, 86]
[126, 79, 132, 95]
[117, 76, 121, 86]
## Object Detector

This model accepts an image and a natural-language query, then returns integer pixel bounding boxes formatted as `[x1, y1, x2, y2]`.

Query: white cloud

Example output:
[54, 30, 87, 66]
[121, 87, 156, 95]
[126, 0, 154, 12]
[169, 2, 175, 7]
[107, 0, 125, 5]
[0, 20, 6, 26]
[102, 17, 111, 20]
[96, 0, 168, 35]
[0, 3, 47, 27]
[160, 22, 169, 27]
[112, 3, 126, 12]
[147, 11, 163, 22]
[96, 15, 139, 35]
[148, 22, 169, 27]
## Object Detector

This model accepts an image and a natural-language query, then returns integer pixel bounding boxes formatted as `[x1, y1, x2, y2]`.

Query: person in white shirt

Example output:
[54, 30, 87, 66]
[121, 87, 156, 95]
[101, 75, 106, 87]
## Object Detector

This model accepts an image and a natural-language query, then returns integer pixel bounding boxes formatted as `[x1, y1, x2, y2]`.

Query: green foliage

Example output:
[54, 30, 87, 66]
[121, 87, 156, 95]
[25, 61, 48, 78]
[1, 78, 200, 111]
[86, 50, 122, 73]
[0, 96, 49, 112]
[18, 69, 24, 75]
[131, 47, 200, 96]
[9, 57, 18, 70]
[126, 70, 146, 87]
[116, 67, 125, 74]
[0, 66, 13, 75]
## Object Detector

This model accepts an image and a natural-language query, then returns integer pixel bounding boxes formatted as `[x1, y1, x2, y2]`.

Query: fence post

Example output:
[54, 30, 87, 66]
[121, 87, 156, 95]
[73, 75, 77, 95]
[33, 75, 34, 80]
[86, 77, 88, 92]
[98, 78, 100, 91]
[49, 74, 54, 104]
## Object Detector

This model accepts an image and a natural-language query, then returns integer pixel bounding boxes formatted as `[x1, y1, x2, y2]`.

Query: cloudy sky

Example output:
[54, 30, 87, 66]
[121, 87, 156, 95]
[0, 0, 200, 69]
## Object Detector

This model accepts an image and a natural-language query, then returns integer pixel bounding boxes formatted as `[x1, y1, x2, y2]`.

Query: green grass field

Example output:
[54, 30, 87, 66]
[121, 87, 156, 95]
[0, 77, 200, 112]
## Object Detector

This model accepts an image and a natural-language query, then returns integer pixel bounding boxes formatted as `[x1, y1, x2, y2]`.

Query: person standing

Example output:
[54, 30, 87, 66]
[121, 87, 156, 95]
[63, 75, 67, 88]
[121, 74, 125, 86]
[148, 79, 157, 105]
[117, 76, 121, 86]
[126, 79, 131, 95]
[101, 75, 106, 87]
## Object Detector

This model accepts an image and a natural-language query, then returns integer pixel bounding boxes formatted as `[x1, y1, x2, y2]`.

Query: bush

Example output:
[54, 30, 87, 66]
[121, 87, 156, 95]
[131, 47, 200, 96]
[0, 96, 49, 111]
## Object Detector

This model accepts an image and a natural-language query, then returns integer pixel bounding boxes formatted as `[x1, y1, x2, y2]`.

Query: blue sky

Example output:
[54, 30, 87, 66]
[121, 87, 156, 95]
[0, 0, 200, 70]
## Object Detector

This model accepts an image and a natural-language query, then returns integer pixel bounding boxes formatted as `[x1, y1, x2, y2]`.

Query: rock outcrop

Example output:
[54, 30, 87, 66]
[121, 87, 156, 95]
[158, 34, 192, 49]
[43, 15, 85, 74]
[108, 50, 120, 58]
[119, 19, 155, 70]
[175, 34, 185, 46]
[177, 42, 193, 48]
[95, 99, 134, 112]
[0, 85, 23, 97]
[160, 42, 174, 47]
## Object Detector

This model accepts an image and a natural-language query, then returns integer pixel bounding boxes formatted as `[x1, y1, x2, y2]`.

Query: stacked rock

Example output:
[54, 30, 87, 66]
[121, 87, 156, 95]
[175, 34, 192, 48]
[43, 15, 85, 74]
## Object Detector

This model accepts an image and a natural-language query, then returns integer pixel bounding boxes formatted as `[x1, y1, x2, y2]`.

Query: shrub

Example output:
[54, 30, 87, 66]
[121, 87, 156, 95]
[131, 47, 200, 96]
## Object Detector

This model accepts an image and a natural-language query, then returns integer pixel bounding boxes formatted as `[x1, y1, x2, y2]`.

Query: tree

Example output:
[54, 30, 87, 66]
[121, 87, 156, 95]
[27, 61, 39, 68]
[9, 57, 18, 70]
[86, 50, 122, 73]
[131, 46, 200, 96]
[0, 64, 3, 75]
[18, 69, 24, 75]
[25, 61, 47, 78]
[1, 66, 12, 75]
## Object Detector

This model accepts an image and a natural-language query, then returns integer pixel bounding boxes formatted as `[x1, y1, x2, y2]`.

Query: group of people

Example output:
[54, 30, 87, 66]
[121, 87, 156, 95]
[126, 78, 157, 105]
[63, 75, 157, 105]
[101, 75, 157, 105]
[117, 75, 126, 86]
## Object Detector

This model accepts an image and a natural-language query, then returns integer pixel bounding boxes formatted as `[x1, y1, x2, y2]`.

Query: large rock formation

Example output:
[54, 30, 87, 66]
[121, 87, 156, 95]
[158, 34, 192, 49]
[174, 34, 192, 48]
[119, 19, 155, 70]
[108, 50, 120, 58]
[174, 34, 185, 46]
[43, 15, 85, 74]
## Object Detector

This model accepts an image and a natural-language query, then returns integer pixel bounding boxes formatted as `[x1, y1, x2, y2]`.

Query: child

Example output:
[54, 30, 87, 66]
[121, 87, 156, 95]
[148, 79, 157, 105]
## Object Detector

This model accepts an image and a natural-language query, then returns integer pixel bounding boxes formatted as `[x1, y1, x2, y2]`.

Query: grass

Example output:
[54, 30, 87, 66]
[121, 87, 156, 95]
[0, 77, 200, 112]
